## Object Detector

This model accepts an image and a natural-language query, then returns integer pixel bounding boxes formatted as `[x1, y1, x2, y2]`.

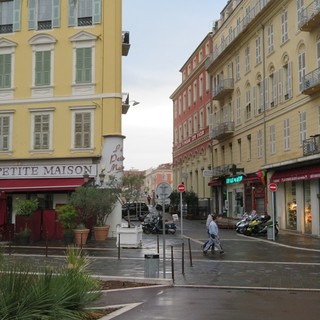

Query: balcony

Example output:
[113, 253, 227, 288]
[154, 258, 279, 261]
[210, 121, 234, 140]
[212, 79, 234, 101]
[298, 1, 320, 31]
[0, 24, 13, 34]
[122, 31, 130, 56]
[301, 67, 320, 95]
[205, 0, 272, 71]
[212, 164, 232, 177]
[303, 135, 320, 156]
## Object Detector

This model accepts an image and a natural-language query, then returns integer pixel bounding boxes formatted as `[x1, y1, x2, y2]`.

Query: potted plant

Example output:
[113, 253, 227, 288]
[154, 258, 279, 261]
[15, 198, 38, 244]
[93, 188, 118, 241]
[56, 204, 77, 245]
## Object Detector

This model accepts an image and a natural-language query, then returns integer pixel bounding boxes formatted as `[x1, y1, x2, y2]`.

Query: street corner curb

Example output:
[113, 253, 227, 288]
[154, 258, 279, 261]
[92, 275, 174, 287]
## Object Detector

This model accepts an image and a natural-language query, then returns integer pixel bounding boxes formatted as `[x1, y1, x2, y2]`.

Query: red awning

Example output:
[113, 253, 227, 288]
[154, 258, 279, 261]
[270, 165, 320, 183]
[208, 179, 222, 187]
[0, 178, 85, 192]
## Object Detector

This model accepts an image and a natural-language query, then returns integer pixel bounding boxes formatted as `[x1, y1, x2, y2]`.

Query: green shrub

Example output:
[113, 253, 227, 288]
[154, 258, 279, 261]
[0, 248, 101, 319]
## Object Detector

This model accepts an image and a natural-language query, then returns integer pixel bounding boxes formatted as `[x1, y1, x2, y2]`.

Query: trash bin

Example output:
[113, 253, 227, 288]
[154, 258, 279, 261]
[267, 225, 273, 240]
[144, 254, 159, 278]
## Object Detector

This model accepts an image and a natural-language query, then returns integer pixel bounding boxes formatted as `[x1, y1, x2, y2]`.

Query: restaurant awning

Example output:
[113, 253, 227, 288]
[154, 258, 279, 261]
[270, 165, 320, 183]
[0, 178, 85, 192]
[208, 179, 222, 187]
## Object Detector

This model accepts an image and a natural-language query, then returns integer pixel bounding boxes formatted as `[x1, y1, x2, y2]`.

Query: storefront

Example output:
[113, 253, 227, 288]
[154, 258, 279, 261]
[0, 163, 95, 241]
[270, 164, 320, 236]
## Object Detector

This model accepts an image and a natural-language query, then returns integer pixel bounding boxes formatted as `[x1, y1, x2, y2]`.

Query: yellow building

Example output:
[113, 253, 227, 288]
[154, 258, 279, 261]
[205, 0, 320, 236]
[0, 0, 130, 240]
[172, 0, 320, 236]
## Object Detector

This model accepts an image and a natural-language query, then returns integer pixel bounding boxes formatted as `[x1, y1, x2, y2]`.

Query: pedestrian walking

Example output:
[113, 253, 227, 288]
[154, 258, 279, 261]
[205, 212, 214, 235]
[203, 214, 224, 255]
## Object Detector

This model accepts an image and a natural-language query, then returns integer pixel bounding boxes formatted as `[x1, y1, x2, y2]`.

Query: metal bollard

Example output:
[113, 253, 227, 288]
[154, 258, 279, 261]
[171, 246, 174, 282]
[45, 231, 48, 257]
[182, 242, 185, 275]
[118, 233, 121, 260]
[188, 238, 193, 267]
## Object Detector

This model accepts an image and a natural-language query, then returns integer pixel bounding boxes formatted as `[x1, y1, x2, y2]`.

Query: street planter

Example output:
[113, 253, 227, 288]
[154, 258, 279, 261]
[73, 228, 90, 246]
[93, 225, 110, 241]
[116, 224, 142, 248]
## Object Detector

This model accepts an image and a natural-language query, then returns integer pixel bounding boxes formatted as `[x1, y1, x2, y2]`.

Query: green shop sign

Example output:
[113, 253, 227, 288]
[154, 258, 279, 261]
[226, 175, 243, 184]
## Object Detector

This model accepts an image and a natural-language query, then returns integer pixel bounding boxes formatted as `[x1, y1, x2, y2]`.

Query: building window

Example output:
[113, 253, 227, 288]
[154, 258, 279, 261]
[297, 0, 304, 26]
[237, 138, 242, 162]
[247, 134, 251, 161]
[255, 35, 261, 65]
[193, 80, 197, 103]
[72, 110, 93, 149]
[0, 53, 11, 89]
[29, 34, 56, 97]
[270, 124, 276, 154]
[298, 50, 306, 92]
[235, 55, 240, 80]
[257, 130, 263, 158]
[0, 1, 13, 33]
[188, 86, 191, 108]
[32, 112, 52, 150]
[285, 181, 297, 230]
[183, 92, 186, 112]
[299, 111, 307, 146]
[205, 72, 210, 91]
[35, 51, 51, 86]
[70, 31, 97, 95]
[267, 24, 274, 54]
[199, 109, 204, 130]
[0, 114, 11, 151]
[188, 118, 192, 137]
[193, 114, 198, 133]
[76, 48, 92, 84]
[245, 46, 250, 73]
[236, 91, 241, 125]
[283, 61, 292, 99]
[28, 0, 60, 30]
[283, 118, 290, 150]
[245, 87, 251, 120]
[281, 10, 288, 44]
[68, 0, 101, 27]
[199, 75, 203, 98]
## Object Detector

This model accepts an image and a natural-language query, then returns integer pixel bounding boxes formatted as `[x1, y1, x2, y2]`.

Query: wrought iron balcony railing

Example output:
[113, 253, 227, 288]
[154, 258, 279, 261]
[303, 135, 320, 156]
[301, 66, 320, 95]
[210, 121, 235, 140]
[0, 24, 13, 34]
[298, 0, 320, 31]
[212, 78, 234, 101]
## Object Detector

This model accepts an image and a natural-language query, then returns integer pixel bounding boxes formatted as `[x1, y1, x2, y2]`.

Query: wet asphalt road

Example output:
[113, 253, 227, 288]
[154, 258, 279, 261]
[3, 218, 320, 319]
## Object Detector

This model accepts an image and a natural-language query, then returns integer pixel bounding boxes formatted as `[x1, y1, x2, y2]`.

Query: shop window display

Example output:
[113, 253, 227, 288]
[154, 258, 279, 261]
[303, 180, 312, 234]
[285, 181, 297, 230]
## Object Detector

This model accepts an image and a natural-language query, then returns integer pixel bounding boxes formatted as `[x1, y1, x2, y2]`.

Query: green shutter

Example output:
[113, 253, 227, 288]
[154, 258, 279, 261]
[28, 0, 36, 30]
[76, 48, 92, 83]
[13, 0, 21, 31]
[92, 0, 101, 24]
[0, 116, 10, 151]
[68, 0, 76, 26]
[52, 0, 60, 28]
[0, 54, 11, 89]
[35, 51, 51, 86]
[74, 112, 91, 148]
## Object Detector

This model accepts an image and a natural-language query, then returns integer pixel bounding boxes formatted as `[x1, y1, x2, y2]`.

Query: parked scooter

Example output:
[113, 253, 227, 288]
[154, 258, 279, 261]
[235, 211, 258, 234]
[142, 215, 177, 234]
[243, 214, 279, 236]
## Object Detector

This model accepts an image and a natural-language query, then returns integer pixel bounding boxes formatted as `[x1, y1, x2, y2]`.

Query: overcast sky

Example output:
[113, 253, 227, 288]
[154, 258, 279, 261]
[122, 0, 227, 171]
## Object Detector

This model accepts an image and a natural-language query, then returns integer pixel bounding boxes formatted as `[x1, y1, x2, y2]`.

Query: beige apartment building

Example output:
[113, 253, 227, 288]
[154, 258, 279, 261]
[172, 0, 320, 236]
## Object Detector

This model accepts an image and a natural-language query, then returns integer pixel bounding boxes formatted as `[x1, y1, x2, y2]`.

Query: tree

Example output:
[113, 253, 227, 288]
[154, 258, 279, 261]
[108, 173, 145, 227]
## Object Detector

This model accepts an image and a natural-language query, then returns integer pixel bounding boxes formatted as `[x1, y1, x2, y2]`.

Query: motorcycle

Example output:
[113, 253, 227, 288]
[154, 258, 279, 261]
[243, 214, 279, 236]
[235, 211, 258, 234]
[142, 215, 177, 234]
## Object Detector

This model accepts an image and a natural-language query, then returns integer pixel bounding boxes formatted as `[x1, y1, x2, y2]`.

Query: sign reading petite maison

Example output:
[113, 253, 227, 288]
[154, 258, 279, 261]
[0, 164, 97, 179]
